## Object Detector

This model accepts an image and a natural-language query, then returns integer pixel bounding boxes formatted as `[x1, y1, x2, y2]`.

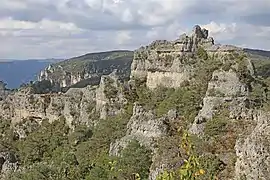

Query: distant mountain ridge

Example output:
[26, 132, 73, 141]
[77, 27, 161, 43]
[244, 48, 270, 77]
[244, 48, 270, 57]
[38, 50, 134, 89]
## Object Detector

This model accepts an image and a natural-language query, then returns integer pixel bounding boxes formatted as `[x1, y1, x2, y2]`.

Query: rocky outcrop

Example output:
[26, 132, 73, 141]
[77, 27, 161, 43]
[0, 152, 18, 179]
[235, 111, 270, 180]
[189, 69, 251, 135]
[130, 25, 242, 89]
[0, 70, 126, 126]
[109, 103, 170, 156]
[1, 25, 269, 180]
[38, 64, 96, 88]
[109, 104, 181, 180]
[96, 70, 127, 119]
[0, 86, 97, 126]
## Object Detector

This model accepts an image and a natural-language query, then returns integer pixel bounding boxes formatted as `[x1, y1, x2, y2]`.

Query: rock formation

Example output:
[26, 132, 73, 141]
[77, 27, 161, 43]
[0, 25, 270, 180]
[130, 25, 242, 89]
[0, 69, 127, 127]
[0, 152, 18, 178]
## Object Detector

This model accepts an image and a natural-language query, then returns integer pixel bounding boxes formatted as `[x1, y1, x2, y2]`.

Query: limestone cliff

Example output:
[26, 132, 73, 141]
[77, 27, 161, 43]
[113, 25, 270, 179]
[0, 70, 126, 127]
[130, 25, 242, 89]
[38, 50, 133, 88]
[1, 25, 270, 180]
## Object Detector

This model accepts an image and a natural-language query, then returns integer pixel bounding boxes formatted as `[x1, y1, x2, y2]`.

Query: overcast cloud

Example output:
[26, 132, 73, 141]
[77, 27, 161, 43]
[0, 0, 269, 59]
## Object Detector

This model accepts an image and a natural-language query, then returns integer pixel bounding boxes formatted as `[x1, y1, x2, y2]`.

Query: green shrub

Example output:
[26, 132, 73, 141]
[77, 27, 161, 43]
[68, 125, 93, 145]
[204, 117, 228, 138]
[104, 78, 118, 99]
[157, 132, 205, 180]
[198, 154, 225, 180]
[114, 140, 152, 179]
[197, 47, 208, 60]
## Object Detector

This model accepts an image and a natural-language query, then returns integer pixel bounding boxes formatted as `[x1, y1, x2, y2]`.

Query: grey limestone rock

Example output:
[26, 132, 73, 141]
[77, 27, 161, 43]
[130, 25, 220, 89]
[0, 70, 126, 126]
[109, 103, 169, 156]
[96, 70, 127, 120]
[189, 69, 251, 135]
[235, 111, 270, 180]
[0, 152, 18, 178]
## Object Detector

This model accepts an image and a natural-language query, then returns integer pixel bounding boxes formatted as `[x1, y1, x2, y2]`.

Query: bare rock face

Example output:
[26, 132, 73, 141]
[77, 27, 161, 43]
[0, 86, 97, 126]
[130, 25, 242, 89]
[109, 104, 181, 180]
[189, 69, 251, 135]
[96, 69, 127, 120]
[0, 152, 18, 179]
[0, 70, 126, 127]
[38, 65, 95, 88]
[235, 111, 270, 180]
[109, 103, 170, 156]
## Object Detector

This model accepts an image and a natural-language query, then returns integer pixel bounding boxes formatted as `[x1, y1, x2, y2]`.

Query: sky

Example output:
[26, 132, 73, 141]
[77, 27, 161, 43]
[0, 0, 270, 59]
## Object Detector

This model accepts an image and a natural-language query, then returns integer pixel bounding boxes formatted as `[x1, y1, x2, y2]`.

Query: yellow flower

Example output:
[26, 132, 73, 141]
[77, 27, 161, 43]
[199, 169, 205, 175]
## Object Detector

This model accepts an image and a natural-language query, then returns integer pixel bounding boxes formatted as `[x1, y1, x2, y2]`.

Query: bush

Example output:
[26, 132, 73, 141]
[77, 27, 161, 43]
[104, 78, 118, 99]
[197, 47, 208, 60]
[117, 140, 152, 179]
[204, 117, 228, 138]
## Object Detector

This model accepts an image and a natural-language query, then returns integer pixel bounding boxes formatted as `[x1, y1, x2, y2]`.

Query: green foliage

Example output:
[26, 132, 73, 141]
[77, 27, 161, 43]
[125, 81, 202, 122]
[197, 47, 208, 60]
[104, 78, 118, 99]
[207, 88, 225, 97]
[85, 140, 152, 180]
[68, 125, 93, 145]
[156, 87, 202, 121]
[24, 80, 59, 94]
[0, 119, 17, 150]
[4, 104, 152, 180]
[157, 132, 205, 180]
[16, 118, 70, 165]
[248, 79, 270, 110]
[56, 50, 133, 73]
[198, 154, 225, 180]
[204, 117, 228, 138]
[116, 140, 152, 179]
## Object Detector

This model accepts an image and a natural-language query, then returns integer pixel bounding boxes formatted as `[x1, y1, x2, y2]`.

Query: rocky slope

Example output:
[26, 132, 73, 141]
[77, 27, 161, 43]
[0, 25, 270, 180]
[38, 50, 133, 88]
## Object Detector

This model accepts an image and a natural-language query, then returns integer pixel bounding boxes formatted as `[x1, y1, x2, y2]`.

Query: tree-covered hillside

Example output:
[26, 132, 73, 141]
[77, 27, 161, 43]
[54, 50, 134, 73]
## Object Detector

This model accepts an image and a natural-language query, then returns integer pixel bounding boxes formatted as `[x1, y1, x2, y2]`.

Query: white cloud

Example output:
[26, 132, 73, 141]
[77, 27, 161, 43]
[1, 0, 27, 10]
[0, 0, 270, 59]
[201, 21, 270, 50]
[115, 30, 132, 45]
[0, 17, 82, 31]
